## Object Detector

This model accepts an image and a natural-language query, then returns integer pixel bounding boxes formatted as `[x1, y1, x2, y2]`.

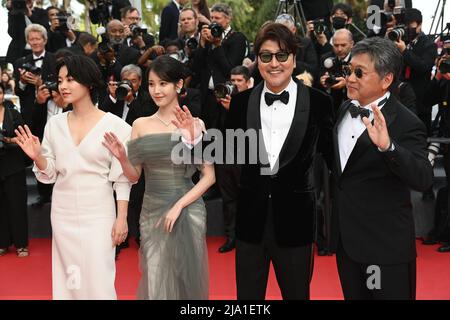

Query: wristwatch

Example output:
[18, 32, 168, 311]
[378, 140, 395, 152]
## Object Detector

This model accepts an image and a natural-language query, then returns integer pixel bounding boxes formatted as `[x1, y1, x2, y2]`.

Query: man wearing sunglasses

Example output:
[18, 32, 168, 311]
[333, 37, 433, 299]
[225, 22, 333, 300]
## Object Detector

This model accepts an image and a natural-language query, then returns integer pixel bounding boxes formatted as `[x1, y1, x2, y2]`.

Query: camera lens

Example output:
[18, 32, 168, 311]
[116, 80, 132, 100]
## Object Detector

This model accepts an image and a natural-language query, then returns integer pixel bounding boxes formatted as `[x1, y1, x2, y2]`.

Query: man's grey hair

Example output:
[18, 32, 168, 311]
[211, 3, 232, 18]
[351, 37, 403, 81]
[275, 14, 295, 29]
[25, 23, 48, 42]
[121, 64, 142, 79]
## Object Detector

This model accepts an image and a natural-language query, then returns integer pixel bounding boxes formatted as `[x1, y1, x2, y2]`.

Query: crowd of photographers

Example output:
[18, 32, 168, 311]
[1, 0, 450, 257]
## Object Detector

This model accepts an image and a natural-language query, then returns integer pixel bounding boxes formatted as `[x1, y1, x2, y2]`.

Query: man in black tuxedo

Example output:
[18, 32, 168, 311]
[192, 3, 248, 130]
[333, 37, 433, 299]
[14, 24, 56, 127]
[225, 23, 333, 300]
[394, 8, 437, 135]
[6, 0, 49, 64]
[159, 0, 189, 44]
[14, 24, 56, 208]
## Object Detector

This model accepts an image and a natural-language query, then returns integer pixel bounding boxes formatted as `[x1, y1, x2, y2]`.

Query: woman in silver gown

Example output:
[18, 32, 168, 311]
[103, 55, 215, 299]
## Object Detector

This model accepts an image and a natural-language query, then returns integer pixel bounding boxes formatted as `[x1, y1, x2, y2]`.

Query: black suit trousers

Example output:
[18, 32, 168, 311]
[0, 170, 28, 248]
[236, 199, 313, 300]
[336, 239, 416, 300]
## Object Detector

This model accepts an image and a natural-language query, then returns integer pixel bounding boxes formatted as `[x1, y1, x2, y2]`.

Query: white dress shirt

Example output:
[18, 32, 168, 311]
[19, 51, 46, 91]
[337, 92, 390, 170]
[260, 79, 297, 170]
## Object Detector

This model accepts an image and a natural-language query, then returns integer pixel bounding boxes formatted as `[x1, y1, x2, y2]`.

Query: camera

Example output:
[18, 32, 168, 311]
[129, 24, 146, 38]
[21, 62, 41, 75]
[440, 59, 450, 74]
[115, 80, 133, 101]
[387, 26, 406, 41]
[323, 57, 347, 87]
[313, 18, 327, 34]
[214, 82, 238, 100]
[209, 22, 224, 38]
[44, 81, 59, 93]
[168, 50, 188, 63]
[186, 37, 199, 50]
[55, 14, 69, 33]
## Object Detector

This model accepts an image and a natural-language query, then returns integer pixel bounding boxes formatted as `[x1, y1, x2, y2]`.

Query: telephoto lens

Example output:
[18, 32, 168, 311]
[116, 80, 133, 100]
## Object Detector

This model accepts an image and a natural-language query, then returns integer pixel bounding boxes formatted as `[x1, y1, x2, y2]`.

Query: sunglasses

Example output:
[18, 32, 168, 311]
[258, 51, 290, 63]
[343, 65, 366, 79]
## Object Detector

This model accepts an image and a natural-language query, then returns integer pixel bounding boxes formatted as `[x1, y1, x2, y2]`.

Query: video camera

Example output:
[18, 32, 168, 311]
[323, 57, 348, 87]
[214, 82, 238, 100]
[88, 0, 113, 26]
[55, 14, 70, 33]
[21, 62, 41, 75]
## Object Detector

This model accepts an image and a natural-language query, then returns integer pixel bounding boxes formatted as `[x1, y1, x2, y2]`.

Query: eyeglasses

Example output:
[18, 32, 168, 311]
[342, 65, 374, 79]
[258, 51, 290, 63]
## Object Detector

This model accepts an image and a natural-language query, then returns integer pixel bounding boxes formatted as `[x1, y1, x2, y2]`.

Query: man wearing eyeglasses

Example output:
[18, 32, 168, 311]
[333, 37, 433, 299]
[225, 22, 333, 300]
[120, 7, 155, 53]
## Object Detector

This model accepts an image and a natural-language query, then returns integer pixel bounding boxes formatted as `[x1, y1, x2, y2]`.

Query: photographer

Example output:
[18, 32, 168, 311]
[307, 3, 353, 58]
[215, 65, 252, 254]
[121, 6, 155, 52]
[13, 24, 56, 126]
[393, 8, 437, 135]
[422, 39, 450, 251]
[100, 64, 154, 252]
[6, 0, 49, 64]
[46, 11, 79, 53]
[88, 0, 131, 26]
[191, 3, 248, 130]
[0, 83, 29, 258]
[69, 32, 98, 57]
[319, 29, 354, 115]
[105, 19, 141, 67]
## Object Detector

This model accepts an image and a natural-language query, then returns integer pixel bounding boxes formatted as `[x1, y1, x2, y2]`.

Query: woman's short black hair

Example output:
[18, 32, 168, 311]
[56, 55, 103, 101]
[146, 55, 187, 84]
[253, 22, 299, 56]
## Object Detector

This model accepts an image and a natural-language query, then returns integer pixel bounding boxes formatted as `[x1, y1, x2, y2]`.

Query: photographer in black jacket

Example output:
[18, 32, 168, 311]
[0, 83, 29, 258]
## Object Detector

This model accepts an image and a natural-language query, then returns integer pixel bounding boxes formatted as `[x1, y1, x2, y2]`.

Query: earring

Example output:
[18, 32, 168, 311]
[176, 88, 181, 94]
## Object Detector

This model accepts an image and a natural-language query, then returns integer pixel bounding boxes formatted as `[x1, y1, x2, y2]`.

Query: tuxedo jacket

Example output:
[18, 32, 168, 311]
[0, 105, 26, 178]
[332, 96, 433, 265]
[100, 89, 157, 125]
[225, 78, 334, 247]
[14, 52, 57, 125]
[159, 1, 180, 43]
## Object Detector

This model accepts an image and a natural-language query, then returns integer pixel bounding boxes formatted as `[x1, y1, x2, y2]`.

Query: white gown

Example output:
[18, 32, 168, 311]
[33, 112, 132, 300]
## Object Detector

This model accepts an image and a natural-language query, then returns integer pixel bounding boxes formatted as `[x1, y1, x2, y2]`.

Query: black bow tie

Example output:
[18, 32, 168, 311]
[264, 91, 289, 106]
[348, 97, 388, 119]
[33, 56, 44, 62]
[349, 103, 370, 119]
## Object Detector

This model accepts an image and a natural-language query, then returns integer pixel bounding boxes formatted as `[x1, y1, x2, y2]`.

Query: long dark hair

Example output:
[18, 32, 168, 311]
[146, 55, 187, 85]
[193, 0, 210, 20]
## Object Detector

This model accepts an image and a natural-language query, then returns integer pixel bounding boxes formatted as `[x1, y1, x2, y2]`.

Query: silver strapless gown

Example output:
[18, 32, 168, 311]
[128, 133, 209, 300]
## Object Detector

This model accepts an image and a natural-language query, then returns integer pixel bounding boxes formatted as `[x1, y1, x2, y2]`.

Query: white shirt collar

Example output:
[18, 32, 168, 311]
[351, 91, 390, 111]
[33, 51, 45, 60]
[262, 78, 296, 97]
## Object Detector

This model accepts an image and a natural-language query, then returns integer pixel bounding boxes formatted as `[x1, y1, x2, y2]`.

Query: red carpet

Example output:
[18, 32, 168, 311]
[0, 238, 449, 300]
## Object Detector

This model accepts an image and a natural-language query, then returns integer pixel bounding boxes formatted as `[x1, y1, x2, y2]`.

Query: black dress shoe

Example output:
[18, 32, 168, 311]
[438, 244, 450, 253]
[31, 197, 51, 208]
[422, 190, 435, 201]
[218, 237, 235, 253]
[422, 236, 438, 245]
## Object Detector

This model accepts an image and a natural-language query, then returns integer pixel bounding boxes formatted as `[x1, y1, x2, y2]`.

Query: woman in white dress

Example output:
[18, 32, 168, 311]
[15, 55, 131, 300]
